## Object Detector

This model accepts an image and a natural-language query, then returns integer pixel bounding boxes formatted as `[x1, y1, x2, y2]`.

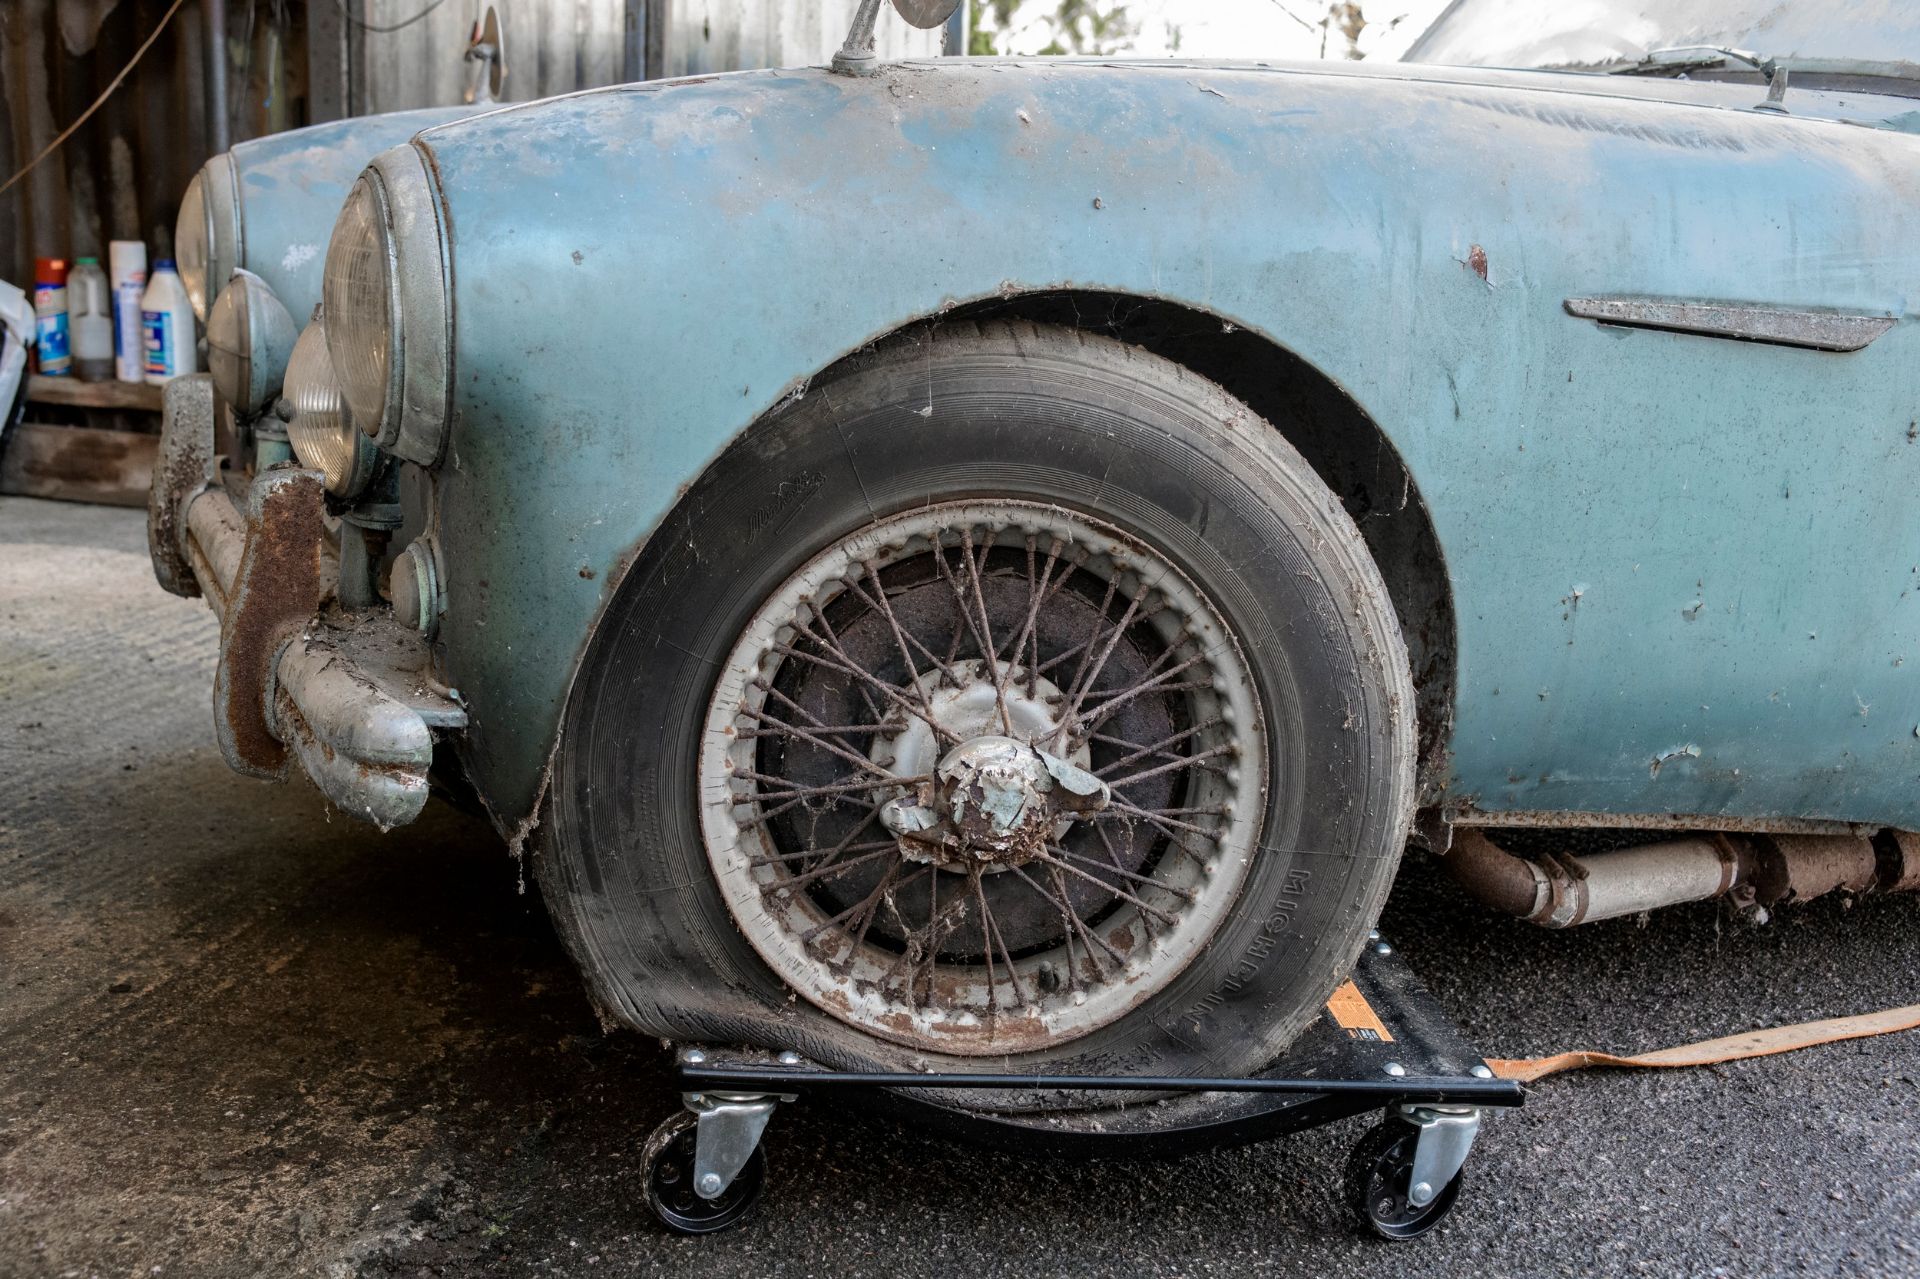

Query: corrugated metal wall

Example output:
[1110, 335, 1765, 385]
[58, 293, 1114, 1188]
[666, 0, 938, 77]
[0, 0, 300, 292]
[353, 0, 629, 115]
[351, 0, 942, 113]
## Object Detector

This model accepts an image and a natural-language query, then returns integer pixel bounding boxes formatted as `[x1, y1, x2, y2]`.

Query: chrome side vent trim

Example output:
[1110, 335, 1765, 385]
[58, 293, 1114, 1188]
[1564, 297, 1896, 352]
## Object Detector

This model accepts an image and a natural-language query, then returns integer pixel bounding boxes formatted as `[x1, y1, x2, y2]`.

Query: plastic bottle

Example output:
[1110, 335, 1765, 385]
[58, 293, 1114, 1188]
[33, 257, 71, 376]
[68, 257, 113, 381]
[141, 259, 196, 385]
[110, 240, 148, 383]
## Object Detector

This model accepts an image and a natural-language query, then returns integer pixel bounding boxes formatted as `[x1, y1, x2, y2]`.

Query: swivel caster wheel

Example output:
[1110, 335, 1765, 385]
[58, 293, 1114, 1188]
[1344, 1117, 1466, 1241]
[640, 1110, 768, 1235]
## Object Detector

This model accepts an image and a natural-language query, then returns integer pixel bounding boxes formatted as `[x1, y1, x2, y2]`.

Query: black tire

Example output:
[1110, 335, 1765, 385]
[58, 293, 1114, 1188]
[1344, 1117, 1464, 1241]
[641, 1111, 767, 1235]
[539, 320, 1414, 1091]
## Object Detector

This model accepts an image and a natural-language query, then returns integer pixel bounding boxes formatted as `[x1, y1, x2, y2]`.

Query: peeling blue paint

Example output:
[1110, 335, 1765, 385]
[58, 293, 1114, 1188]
[410, 59, 1920, 832]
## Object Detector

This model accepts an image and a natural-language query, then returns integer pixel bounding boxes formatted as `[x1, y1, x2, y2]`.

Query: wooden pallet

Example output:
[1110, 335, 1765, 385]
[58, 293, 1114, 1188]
[1, 422, 158, 508]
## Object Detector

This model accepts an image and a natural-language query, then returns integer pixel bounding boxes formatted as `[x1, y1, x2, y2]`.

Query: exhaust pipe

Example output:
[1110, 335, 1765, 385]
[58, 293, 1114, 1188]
[1444, 827, 1908, 928]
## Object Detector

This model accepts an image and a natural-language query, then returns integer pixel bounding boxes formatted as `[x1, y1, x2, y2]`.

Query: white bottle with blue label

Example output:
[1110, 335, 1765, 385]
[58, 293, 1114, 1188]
[141, 258, 196, 385]
[110, 240, 148, 383]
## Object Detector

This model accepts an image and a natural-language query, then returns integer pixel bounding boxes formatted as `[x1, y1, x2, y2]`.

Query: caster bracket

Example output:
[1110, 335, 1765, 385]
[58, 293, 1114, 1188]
[1393, 1103, 1481, 1208]
[680, 1050, 796, 1200]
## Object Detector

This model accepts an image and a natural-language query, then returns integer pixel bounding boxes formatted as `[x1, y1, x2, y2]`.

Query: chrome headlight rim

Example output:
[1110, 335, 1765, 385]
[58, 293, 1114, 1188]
[286, 317, 382, 499]
[178, 155, 242, 323]
[321, 143, 453, 468]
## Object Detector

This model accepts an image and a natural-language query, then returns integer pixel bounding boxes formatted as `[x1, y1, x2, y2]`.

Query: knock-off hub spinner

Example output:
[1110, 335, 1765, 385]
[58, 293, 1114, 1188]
[873, 661, 1110, 869]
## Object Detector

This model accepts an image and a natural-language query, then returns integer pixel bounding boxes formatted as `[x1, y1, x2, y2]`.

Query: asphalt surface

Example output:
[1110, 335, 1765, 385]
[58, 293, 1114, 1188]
[2, 493, 1917, 1278]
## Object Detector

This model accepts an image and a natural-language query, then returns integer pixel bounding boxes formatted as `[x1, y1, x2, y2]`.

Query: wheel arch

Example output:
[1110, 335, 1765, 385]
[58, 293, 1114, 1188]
[469, 295, 1459, 846]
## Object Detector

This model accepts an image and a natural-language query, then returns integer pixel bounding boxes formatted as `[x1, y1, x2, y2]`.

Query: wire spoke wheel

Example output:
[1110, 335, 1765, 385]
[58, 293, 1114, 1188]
[548, 321, 1415, 1096]
[701, 500, 1267, 1055]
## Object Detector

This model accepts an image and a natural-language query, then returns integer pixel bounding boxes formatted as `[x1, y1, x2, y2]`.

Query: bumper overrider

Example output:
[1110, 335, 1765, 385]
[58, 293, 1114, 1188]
[149, 141, 464, 829]
[148, 374, 465, 828]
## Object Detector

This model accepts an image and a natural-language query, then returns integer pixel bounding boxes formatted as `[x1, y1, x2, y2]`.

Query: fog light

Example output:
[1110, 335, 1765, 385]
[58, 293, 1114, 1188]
[285, 320, 379, 497]
[206, 269, 296, 416]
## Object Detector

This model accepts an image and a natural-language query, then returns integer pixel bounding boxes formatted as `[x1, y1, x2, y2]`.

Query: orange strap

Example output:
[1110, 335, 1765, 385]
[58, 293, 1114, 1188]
[1488, 1003, 1920, 1083]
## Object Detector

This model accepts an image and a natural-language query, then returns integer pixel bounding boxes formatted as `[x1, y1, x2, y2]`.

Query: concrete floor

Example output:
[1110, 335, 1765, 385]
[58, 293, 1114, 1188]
[2, 494, 1917, 1278]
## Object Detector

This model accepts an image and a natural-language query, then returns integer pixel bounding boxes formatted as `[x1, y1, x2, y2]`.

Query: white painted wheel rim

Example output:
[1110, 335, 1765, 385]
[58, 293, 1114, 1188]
[699, 500, 1267, 1055]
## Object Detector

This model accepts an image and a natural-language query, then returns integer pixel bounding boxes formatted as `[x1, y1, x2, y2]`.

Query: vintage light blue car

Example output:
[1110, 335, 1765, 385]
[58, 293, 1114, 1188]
[150, 0, 1920, 1227]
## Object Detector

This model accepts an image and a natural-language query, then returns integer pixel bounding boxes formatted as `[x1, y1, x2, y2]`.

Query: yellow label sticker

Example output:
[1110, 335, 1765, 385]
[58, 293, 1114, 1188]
[1325, 980, 1393, 1042]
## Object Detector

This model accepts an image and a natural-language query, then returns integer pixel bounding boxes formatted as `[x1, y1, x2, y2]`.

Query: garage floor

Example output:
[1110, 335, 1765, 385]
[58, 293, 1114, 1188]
[3, 493, 1918, 1278]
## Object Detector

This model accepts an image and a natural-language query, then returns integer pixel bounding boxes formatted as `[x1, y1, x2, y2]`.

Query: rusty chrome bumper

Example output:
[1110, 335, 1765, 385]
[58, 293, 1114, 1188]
[147, 373, 465, 829]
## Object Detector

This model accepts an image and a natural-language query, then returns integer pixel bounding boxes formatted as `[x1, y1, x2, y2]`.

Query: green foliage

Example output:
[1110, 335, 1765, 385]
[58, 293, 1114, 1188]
[1044, 0, 1140, 55]
[968, 0, 1147, 57]
[967, 0, 1024, 55]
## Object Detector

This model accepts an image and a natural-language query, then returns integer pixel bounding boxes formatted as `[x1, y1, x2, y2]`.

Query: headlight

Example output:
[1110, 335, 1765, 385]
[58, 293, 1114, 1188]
[286, 319, 379, 497]
[175, 156, 241, 322]
[206, 269, 296, 416]
[322, 177, 393, 436]
[320, 144, 452, 466]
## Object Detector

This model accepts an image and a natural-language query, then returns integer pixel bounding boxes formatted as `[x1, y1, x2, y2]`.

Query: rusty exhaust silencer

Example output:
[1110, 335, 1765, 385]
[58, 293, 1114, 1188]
[1444, 828, 1919, 928]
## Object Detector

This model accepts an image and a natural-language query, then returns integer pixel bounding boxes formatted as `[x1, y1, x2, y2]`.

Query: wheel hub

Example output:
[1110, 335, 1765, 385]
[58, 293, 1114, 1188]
[872, 660, 1107, 869]
[880, 732, 1111, 869]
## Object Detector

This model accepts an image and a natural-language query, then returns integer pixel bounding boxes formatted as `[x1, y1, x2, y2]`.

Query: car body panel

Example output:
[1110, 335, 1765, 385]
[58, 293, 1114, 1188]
[227, 105, 489, 319]
[408, 59, 1920, 835]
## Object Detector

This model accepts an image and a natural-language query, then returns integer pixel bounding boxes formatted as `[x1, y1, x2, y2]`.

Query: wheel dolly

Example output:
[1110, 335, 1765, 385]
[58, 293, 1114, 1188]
[639, 933, 1524, 1240]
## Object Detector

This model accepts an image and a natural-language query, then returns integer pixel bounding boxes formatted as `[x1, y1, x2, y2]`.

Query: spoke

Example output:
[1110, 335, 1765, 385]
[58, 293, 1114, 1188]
[1073, 656, 1212, 735]
[740, 697, 896, 781]
[753, 673, 887, 753]
[1099, 797, 1221, 840]
[1103, 744, 1233, 792]
[738, 722, 888, 738]
[1031, 848, 1181, 926]
[1007, 864, 1123, 977]
[1060, 573, 1119, 701]
[958, 528, 1012, 734]
[775, 635, 960, 747]
[840, 573, 962, 689]
[738, 774, 923, 828]
[1116, 825, 1212, 868]
[1035, 598, 1167, 681]
[733, 769, 926, 805]
[1053, 585, 1152, 747]
[749, 837, 896, 866]
[973, 865, 1032, 1008]
[802, 599, 889, 727]
[1092, 817, 1130, 877]
[754, 806, 888, 872]
[968, 868, 1002, 1013]
[861, 559, 941, 718]
[856, 864, 932, 956]
[1053, 845, 1196, 902]
[933, 536, 995, 672]
[1080, 680, 1212, 704]
[879, 869, 966, 1006]
[802, 861, 903, 947]
[996, 534, 1063, 708]
[1091, 719, 1224, 778]
[767, 845, 898, 889]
